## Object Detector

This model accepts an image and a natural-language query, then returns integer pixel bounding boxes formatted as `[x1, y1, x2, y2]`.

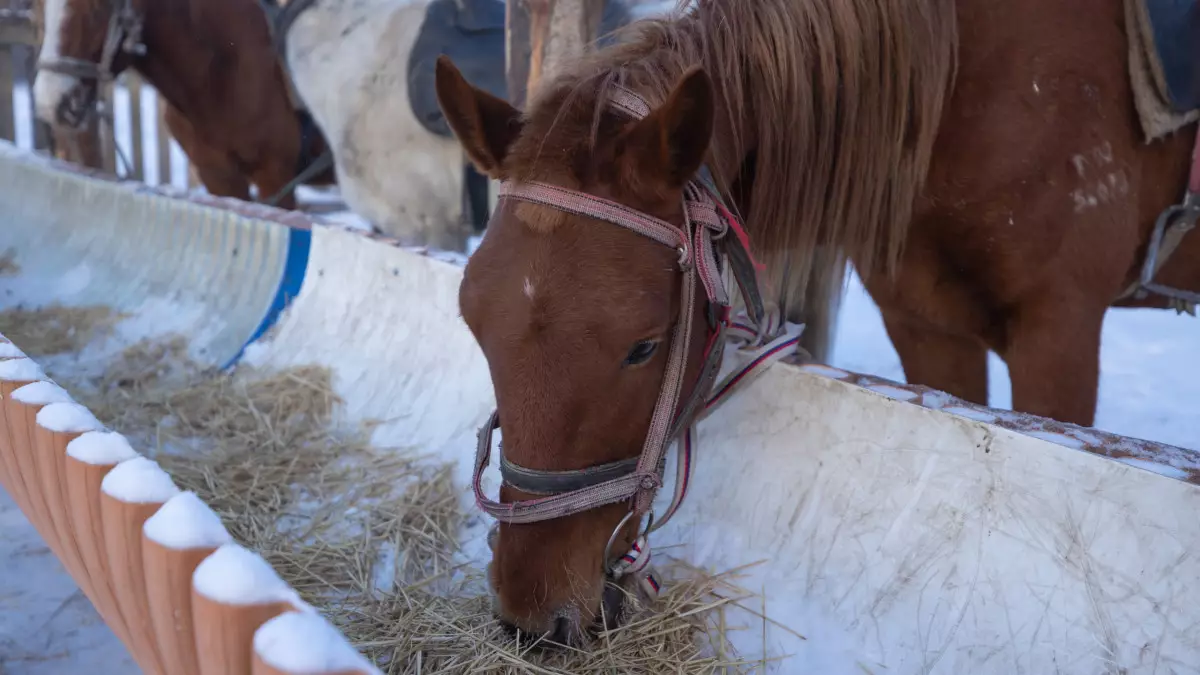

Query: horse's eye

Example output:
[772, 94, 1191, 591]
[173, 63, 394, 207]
[623, 340, 659, 366]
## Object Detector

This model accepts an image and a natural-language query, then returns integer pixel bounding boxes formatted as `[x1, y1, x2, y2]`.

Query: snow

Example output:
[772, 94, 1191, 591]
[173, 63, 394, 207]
[866, 384, 919, 402]
[1115, 456, 1191, 481]
[99, 456, 180, 504]
[943, 406, 998, 424]
[254, 611, 382, 674]
[0, 342, 25, 358]
[1022, 429, 1086, 450]
[798, 363, 849, 379]
[65, 430, 138, 466]
[143, 491, 233, 550]
[0, 357, 45, 382]
[830, 271, 1200, 450]
[12, 381, 73, 405]
[192, 543, 301, 606]
[36, 401, 104, 433]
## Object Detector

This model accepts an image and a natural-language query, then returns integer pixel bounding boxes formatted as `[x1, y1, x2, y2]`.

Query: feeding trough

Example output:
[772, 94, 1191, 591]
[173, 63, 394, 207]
[2, 139, 1200, 673]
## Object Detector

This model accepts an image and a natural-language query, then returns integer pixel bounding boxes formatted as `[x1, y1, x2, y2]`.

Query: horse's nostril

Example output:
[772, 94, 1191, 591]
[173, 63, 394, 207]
[546, 615, 573, 646]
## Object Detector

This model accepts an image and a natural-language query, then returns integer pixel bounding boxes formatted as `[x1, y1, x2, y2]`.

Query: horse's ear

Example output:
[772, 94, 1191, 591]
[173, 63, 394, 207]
[615, 66, 714, 192]
[435, 55, 524, 178]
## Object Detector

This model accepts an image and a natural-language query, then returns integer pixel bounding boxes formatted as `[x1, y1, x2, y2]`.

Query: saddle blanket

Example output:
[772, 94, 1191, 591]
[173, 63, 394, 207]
[1126, 0, 1200, 141]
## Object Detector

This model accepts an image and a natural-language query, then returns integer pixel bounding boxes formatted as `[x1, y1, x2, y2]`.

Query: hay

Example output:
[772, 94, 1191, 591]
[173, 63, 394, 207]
[0, 303, 124, 356]
[0, 248, 18, 276]
[54, 335, 769, 674]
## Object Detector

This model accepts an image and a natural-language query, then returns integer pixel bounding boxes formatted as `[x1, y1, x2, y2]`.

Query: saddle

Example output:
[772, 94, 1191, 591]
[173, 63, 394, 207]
[406, 0, 631, 139]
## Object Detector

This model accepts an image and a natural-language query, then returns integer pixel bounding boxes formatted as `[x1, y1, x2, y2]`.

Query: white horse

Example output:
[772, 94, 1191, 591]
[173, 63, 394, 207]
[277, 0, 474, 250]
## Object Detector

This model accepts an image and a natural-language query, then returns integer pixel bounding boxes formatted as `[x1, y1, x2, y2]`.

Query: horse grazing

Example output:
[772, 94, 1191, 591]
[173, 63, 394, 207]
[33, 0, 334, 209]
[436, 0, 1200, 644]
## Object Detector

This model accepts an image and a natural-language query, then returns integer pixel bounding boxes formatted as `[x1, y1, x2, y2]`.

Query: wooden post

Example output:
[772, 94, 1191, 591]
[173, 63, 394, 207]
[505, 0, 533, 107]
[507, 0, 607, 105]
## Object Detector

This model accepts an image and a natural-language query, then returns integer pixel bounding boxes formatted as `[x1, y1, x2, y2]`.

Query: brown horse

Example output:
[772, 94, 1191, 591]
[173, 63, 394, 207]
[435, 0, 1200, 644]
[32, 0, 334, 209]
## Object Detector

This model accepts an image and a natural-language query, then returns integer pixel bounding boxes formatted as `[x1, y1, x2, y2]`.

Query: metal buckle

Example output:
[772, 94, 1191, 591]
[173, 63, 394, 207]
[603, 509, 654, 575]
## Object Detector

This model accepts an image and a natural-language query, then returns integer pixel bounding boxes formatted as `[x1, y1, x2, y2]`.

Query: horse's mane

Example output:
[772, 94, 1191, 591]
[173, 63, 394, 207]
[512, 0, 958, 326]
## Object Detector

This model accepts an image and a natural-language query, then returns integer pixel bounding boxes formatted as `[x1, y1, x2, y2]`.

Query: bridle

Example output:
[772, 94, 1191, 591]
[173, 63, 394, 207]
[472, 84, 805, 599]
[36, 0, 146, 84]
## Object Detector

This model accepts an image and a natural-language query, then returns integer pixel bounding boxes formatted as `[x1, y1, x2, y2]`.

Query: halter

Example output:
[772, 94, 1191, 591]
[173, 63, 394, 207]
[36, 0, 146, 84]
[472, 84, 805, 599]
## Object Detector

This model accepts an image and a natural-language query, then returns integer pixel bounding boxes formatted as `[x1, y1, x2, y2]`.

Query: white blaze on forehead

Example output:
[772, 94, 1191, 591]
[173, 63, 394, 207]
[33, 0, 82, 124]
[523, 277, 535, 301]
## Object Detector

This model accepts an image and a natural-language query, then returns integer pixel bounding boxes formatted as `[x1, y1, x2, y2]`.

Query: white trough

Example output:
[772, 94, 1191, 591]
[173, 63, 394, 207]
[1, 140, 1199, 674]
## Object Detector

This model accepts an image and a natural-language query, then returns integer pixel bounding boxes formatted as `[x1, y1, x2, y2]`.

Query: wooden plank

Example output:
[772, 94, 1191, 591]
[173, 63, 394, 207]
[0, 20, 37, 47]
[505, 0, 532, 106]
[124, 72, 144, 181]
[97, 84, 116, 174]
[156, 94, 171, 185]
[0, 46, 15, 143]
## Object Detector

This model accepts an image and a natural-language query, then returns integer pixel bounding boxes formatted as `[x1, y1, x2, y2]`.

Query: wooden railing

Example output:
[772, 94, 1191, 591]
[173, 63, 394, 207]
[0, 1, 197, 187]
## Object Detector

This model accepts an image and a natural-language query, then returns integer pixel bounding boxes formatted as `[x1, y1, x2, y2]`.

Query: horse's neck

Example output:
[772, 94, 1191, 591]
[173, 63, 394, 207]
[133, 2, 208, 116]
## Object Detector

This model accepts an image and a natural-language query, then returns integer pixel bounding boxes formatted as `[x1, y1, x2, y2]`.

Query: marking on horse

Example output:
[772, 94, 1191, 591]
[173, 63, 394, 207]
[1069, 142, 1128, 212]
[523, 277, 535, 300]
[32, 0, 75, 123]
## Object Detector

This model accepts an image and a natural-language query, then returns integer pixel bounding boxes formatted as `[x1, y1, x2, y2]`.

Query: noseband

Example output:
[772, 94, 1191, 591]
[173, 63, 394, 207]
[472, 84, 804, 598]
[36, 0, 145, 84]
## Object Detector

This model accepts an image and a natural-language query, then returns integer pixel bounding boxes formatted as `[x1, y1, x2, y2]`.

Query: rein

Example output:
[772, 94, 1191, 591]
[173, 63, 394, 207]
[472, 84, 805, 598]
[36, 0, 145, 83]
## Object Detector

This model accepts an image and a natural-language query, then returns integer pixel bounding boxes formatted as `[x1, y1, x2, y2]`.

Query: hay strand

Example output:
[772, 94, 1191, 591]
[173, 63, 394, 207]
[44, 333, 765, 673]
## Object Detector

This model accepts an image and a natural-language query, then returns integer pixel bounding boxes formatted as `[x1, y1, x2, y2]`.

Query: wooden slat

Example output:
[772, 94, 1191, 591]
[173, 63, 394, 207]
[124, 73, 144, 181]
[0, 20, 36, 47]
[97, 84, 116, 174]
[156, 94, 171, 185]
[0, 46, 15, 143]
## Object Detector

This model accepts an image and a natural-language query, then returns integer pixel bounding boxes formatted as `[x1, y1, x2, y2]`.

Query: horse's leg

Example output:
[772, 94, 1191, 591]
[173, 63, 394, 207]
[879, 310, 990, 406]
[1001, 296, 1106, 427]
[163, 105, 251, 200]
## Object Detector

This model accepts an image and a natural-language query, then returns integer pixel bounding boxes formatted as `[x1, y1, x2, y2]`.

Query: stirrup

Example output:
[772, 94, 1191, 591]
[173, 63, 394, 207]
[1131, 191, 1200, 314]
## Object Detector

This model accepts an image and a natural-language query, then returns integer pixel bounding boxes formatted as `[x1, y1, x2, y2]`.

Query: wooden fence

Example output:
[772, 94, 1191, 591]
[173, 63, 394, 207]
[0, 0, 196, 187]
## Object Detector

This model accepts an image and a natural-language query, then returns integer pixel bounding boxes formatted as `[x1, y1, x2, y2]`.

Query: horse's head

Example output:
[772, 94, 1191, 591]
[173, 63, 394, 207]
[436, 54, 762, 644]
[33, 0, 146, 129]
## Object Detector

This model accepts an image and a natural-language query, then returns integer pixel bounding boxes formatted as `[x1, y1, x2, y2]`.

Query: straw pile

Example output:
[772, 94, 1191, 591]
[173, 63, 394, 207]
[0, 303, 123, 356]
[20, 312, 775, 672]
